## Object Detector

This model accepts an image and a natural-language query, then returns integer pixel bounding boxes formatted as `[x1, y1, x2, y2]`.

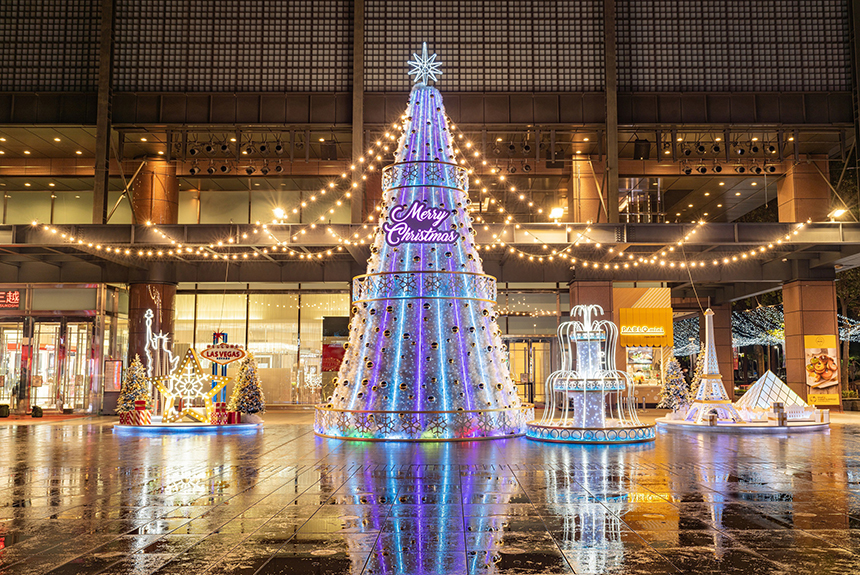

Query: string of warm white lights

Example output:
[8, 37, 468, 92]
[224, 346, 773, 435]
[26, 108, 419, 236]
[37, 129, 404, 261]
[35, 104, 811, 269]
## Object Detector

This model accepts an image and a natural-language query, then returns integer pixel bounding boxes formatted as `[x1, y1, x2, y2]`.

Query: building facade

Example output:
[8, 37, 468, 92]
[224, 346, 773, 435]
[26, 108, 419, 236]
[0, 0, 857, 412]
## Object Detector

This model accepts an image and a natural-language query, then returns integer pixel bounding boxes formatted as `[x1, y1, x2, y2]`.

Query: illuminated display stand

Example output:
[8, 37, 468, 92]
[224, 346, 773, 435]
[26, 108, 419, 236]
[526, 305, 656, 444]
[656, 309, 829, 433]
[114, 312, 262, 433]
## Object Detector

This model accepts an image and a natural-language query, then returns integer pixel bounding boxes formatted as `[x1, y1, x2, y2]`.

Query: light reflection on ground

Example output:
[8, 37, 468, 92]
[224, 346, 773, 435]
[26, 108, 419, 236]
[0, 412, 858, 574]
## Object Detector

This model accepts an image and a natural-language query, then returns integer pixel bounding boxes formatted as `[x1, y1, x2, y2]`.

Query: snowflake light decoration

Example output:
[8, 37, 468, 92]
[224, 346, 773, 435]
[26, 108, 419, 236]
[151, 349, 231, 423]
[407, 42, 443, 85]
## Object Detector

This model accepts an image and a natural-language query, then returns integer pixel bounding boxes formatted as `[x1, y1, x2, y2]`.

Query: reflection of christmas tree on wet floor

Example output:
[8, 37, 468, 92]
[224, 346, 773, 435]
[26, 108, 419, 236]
[228, 354, 266, 415]
[314, 43, 532, 441]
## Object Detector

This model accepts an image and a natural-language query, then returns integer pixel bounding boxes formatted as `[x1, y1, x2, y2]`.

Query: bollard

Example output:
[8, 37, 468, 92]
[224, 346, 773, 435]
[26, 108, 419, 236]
[707, 412, 718, 426]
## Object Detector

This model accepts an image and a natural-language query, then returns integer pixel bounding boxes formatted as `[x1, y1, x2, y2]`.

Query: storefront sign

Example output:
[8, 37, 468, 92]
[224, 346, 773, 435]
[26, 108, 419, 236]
[804, 335, 841, 406]
[382, 201, 457, 246]
[201, 343, 247, 365]
[808, 393, 840, 405]
[619, 308, 673, 347]
[0, 290, 21, 308]
[620, 325, 665, 335]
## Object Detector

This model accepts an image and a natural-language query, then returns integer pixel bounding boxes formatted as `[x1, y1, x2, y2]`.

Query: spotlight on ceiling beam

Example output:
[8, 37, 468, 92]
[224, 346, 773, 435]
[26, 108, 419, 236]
[204, 143, 215, 154]
[695, 143, 706, 154]
[219, 163, 230, 173]
[711, 143, 721, 153]
[712, 164, 722, 173]
[633, 139, 650, 160]
[274, 142, 284, 154]
[258, 143, 269, 155]
[245, 166, 256, 175]
[828, 208, 847, 221]
[189, 165, 201, 175]
[735, 166, 746, 174]
[206, 165, 217, 175]
[683, 164, 693, 175]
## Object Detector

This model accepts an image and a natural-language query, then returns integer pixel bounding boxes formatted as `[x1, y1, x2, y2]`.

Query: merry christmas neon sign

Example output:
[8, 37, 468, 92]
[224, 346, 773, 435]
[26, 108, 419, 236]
[382, 201, 458, 247]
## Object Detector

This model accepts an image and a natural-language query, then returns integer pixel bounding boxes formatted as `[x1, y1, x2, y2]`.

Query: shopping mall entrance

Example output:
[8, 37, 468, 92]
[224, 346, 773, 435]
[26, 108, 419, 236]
[0, 318, 96, 413]
[504, 337, 557, 405]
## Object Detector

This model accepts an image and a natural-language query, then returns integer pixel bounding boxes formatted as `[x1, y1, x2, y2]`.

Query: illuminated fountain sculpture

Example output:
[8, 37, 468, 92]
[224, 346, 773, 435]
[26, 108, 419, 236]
[526, 305, 655, 443]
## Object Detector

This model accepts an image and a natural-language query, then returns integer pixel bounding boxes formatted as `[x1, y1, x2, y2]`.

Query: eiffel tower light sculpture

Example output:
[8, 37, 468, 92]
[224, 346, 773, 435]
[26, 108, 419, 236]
[684, 308, 745, 424]
[527, 305, 655, 443]
[314, 44, 533, 441]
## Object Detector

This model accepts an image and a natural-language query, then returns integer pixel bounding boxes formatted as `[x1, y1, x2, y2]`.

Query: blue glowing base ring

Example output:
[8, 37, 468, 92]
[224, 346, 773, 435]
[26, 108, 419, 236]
[314, 404, 534, 442]
[525, 421, 656, 444]
[655, 417, 829, 433]
[113, 423, 262, 433]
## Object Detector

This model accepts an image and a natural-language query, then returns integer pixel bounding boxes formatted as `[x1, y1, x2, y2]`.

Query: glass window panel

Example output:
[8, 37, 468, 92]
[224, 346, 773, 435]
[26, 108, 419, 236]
[195, 294, 246, 347]
[200, 191, 249, 224]
[106, 191, 133, 224]
[247, 294, 299, 404]
[5, 192, 51, 225]
[298, 293, 350, 404]
[52, 191, 93, 224]
[178, 191, 199, 224]
[174, 293, 195, 347]
[250, 189, 300, 224]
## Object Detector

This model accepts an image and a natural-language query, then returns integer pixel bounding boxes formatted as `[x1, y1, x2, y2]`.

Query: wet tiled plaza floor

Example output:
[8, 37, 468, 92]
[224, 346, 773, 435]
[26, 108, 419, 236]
[0, 413, 859, 575]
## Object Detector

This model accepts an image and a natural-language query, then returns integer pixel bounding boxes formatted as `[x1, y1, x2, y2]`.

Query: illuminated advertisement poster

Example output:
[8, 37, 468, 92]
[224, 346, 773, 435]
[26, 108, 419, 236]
[804, 335, 841, 406]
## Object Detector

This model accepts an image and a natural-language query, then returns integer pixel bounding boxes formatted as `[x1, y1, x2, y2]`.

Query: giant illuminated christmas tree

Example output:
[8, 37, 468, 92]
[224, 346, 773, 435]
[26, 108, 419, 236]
[314, 44, 533, 441]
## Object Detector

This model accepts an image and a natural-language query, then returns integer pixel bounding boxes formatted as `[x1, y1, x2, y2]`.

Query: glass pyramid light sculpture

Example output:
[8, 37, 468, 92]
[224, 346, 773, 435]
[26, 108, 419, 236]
[314, 45, 533, 441]
[685, 308, 746, 424]
[526, 305, 655, 443]
[735, 370, 808, 410]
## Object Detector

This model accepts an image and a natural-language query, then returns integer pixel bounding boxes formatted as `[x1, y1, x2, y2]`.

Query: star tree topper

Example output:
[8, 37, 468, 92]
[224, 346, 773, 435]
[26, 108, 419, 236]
[407, 42, 443, 85]
[151, 349, 231, 423]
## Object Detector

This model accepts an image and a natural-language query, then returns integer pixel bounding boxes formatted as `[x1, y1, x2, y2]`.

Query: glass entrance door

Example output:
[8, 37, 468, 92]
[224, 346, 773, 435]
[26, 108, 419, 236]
[30, 320, 93, 412]
[63, 322, 93, 411]
[505, 337, 555, 404]
[31, 322, 61, 410]
[0, 322, 22, 406]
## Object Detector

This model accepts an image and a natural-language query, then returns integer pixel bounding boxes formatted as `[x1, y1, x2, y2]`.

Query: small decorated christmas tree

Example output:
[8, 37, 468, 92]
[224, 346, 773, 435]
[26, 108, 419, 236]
[227, 354, 266, 414]
[689, 343, 706, 398]
[117, 355, 151, 413]
[657, 359, 690, 411]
